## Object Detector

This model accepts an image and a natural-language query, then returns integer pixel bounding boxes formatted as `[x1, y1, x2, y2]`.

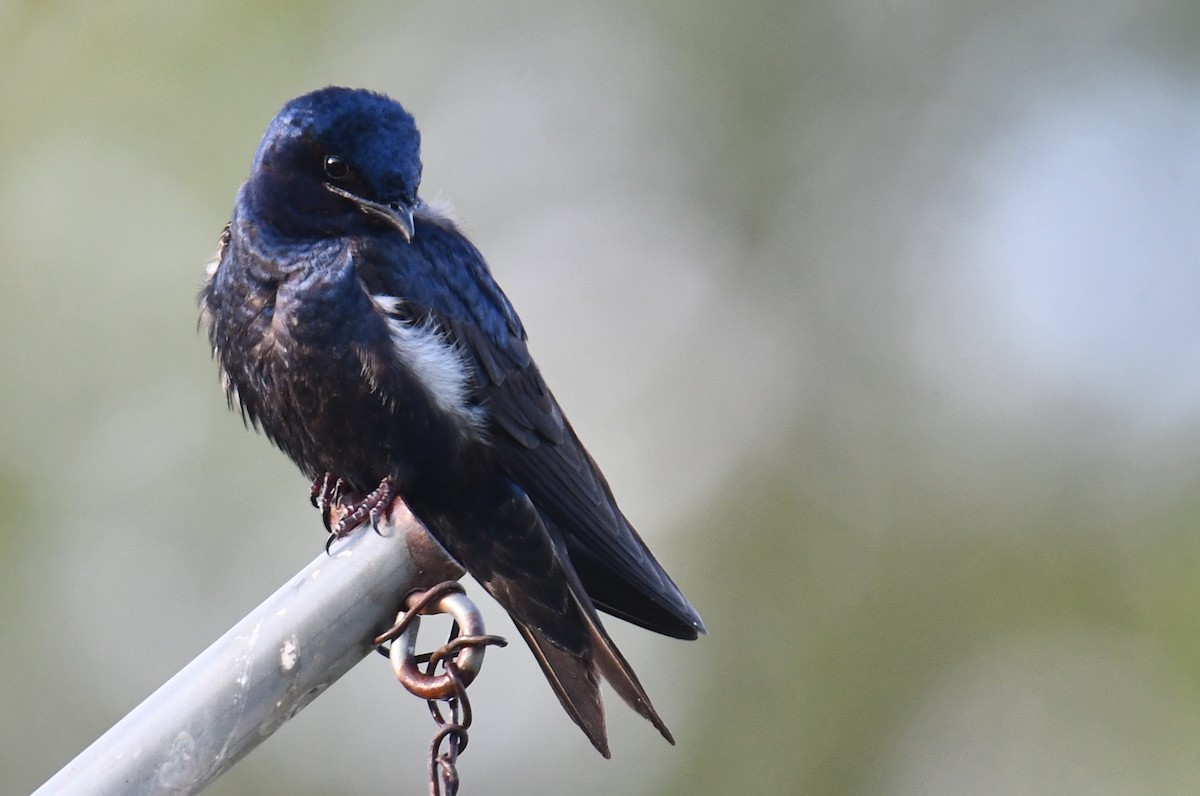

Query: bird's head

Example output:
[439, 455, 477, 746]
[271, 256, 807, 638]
[245, 86, 422, 240]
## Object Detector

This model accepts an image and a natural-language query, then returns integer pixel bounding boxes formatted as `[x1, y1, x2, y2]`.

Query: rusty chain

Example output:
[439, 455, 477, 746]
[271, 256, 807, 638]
[374, 581, 508, 796]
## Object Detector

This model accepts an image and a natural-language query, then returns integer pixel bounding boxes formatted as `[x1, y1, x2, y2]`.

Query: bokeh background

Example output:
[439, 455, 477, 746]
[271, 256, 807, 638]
[3, 1, 1200, 793]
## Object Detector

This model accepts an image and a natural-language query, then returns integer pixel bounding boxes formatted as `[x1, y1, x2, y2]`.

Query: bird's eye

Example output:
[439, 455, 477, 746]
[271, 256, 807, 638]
[323, 155, 349, 179]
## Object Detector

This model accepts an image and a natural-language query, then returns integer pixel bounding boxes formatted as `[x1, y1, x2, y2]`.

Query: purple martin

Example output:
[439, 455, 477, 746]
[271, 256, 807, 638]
[200, 87, 704, 755]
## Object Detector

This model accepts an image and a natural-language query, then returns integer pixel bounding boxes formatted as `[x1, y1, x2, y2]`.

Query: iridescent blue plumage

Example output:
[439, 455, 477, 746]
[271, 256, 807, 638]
[200, 87, 704, 756]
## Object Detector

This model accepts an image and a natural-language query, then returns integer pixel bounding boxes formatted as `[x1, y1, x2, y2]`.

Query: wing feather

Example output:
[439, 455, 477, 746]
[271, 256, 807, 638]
[356, 215, 704, 639]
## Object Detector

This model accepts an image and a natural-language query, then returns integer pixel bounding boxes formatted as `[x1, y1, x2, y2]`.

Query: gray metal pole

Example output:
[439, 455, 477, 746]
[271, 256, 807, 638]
[35, 508, 463, 796]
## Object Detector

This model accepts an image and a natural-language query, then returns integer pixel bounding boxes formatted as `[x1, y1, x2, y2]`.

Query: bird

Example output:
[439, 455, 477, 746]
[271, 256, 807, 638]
[199, 87, 705, 756]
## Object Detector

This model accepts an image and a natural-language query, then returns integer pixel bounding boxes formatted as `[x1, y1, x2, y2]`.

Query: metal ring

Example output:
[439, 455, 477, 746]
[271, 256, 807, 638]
[390, 590, 489, 700]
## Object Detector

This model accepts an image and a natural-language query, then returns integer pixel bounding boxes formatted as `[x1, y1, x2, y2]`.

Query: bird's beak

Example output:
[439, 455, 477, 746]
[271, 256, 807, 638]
[325, 184, 415, 241]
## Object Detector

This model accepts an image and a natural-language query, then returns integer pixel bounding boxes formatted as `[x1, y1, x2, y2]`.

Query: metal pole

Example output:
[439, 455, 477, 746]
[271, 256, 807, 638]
[36, 507, 463, 796]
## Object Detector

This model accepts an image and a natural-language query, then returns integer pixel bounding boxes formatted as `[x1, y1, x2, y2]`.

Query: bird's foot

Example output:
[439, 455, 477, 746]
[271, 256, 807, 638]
[310, 473, 346, 532]
[329, 476, 397, 539]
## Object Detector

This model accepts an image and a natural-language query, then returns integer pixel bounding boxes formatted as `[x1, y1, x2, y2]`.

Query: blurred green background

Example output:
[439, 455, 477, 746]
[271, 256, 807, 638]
[4, 1, 1200, 794]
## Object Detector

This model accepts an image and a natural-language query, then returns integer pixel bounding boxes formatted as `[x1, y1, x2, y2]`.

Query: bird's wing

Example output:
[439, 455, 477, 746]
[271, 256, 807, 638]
[357, 213, 703, 639]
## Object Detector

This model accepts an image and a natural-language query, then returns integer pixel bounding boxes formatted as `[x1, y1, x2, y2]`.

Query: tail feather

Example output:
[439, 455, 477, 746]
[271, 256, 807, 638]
[516, 623, 611, 757]
[428, 484, 676, 755]
[582, 610, 675, 745]
[513, 570, 675, 756]
[555, 530, 675, 745]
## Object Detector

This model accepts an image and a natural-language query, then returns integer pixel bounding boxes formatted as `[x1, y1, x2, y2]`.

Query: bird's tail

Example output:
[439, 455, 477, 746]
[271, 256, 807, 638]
[515, 576, 674, 758]
[419, 482, 674, 755]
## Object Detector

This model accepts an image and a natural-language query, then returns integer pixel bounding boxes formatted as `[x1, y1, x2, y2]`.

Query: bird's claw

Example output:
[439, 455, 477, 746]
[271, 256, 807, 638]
[310, 473, 346, 532]
[327, 476, 397, 539]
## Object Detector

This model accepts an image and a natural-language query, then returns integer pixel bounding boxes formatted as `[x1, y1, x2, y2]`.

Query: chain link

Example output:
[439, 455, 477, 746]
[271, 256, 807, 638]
[374, 582, 507, 796]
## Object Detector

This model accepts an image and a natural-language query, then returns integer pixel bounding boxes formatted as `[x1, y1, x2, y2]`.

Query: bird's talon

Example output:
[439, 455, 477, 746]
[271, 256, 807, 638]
[310, 474, 348, 533]
[324, 476, 396, 539]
